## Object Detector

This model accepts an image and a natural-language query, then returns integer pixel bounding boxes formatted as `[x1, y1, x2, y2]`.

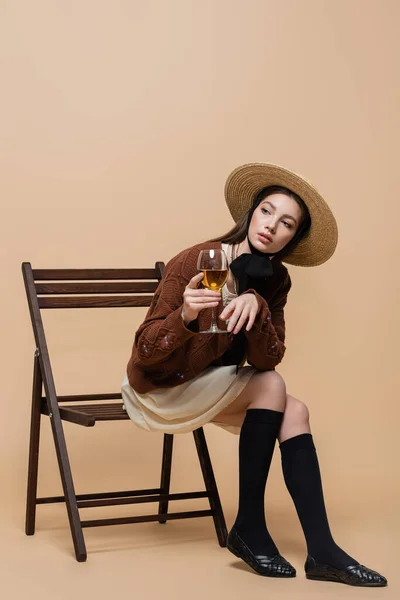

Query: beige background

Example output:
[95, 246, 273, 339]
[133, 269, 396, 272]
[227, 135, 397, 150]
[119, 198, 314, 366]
[1, 0, 399, 598]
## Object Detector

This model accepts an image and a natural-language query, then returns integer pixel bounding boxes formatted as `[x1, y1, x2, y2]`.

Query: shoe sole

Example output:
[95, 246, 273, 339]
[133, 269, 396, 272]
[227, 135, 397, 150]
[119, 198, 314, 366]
[227, 543, 296, 578]
[306, 574, 387, 587]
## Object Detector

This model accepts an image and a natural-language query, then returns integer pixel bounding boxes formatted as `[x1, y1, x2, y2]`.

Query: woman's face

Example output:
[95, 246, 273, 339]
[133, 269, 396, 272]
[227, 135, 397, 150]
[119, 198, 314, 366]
[248, 193, 303, 254]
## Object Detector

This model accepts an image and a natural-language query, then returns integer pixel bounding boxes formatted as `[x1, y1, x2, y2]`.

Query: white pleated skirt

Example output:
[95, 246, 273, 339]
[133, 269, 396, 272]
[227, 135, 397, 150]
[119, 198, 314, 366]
[121, 365, 255, 435]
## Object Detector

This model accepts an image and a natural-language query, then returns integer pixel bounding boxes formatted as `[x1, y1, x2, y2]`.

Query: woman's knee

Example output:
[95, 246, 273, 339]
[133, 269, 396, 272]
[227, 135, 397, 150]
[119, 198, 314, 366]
[284, 394, 310, 423]
[248, 370, 287, 411]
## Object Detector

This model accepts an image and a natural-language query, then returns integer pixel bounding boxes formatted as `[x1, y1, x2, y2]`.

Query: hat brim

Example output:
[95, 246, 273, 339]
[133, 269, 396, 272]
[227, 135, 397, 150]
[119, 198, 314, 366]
[224, 163, 338, 267]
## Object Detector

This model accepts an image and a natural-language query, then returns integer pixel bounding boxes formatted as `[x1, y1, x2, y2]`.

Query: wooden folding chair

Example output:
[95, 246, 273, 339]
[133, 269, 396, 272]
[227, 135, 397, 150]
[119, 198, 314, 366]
[22, 262, 228, 562]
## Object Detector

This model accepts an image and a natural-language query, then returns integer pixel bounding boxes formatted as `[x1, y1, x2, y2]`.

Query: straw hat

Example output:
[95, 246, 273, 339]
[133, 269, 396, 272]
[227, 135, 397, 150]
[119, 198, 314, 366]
[224, 163, 338, 267]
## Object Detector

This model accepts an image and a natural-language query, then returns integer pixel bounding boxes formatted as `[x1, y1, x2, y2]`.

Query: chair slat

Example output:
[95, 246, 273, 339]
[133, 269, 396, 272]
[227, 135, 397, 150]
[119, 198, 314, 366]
[38, 296, 154, 309]
[37, 489, 163, 504]
[81, 510, 214, 528]
[53, 393, 123, 403]
[77, 491, 209, 509]
[33, 268, 160, 280]
[41, 402, 95, 426]
[62, 403, 129, 423]
[72, 404, 126, 414]
[36, 281, 159, 295]
[42, 401, 129, 425]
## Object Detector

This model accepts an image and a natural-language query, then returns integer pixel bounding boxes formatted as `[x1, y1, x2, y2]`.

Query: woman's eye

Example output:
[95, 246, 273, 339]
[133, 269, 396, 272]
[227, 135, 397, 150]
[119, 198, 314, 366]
[261, 207, 292, 228]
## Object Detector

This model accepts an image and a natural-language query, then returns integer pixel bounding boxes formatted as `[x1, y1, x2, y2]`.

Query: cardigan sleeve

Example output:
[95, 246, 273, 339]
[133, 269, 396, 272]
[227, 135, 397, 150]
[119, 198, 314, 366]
[243, 272, 292, 371]
[133, 271, 198, 367]
[130, 244, 219, 371]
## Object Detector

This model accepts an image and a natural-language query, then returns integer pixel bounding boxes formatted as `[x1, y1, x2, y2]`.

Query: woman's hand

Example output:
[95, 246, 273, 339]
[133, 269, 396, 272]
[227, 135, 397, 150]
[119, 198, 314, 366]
[181, 272, 221, 325]
[219, 293, 259, 334]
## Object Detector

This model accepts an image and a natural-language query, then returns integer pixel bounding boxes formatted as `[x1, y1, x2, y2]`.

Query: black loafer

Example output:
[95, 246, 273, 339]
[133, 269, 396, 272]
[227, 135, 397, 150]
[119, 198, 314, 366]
[227, 527, 296, 578]
[305, 555, 388, 587]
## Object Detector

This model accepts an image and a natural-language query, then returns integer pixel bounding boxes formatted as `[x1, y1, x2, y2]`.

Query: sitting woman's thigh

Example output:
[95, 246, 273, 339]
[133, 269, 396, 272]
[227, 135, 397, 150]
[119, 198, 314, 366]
[212, 369, 286, 421]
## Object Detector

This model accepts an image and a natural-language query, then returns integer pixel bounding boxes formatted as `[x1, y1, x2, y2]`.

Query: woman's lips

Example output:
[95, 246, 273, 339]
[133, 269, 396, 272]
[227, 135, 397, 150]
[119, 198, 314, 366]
[258, 233, 272, 243]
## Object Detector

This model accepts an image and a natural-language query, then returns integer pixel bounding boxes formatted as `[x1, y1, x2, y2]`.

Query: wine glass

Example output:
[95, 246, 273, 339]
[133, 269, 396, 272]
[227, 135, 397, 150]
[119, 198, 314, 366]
[197, 248, 229, 333]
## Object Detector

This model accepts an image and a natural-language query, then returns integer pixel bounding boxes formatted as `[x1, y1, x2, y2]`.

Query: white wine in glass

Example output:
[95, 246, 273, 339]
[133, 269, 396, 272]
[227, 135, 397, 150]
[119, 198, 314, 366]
[197, 248, 229, 333]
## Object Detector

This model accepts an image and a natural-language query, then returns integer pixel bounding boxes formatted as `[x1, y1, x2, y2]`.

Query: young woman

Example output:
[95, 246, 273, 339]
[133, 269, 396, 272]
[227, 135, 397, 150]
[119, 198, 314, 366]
[122, 163, 387, 587]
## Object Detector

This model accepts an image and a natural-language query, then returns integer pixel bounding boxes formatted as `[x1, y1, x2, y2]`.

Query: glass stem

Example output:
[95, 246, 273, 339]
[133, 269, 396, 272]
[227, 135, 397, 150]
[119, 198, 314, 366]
[211, 305, 217, 331]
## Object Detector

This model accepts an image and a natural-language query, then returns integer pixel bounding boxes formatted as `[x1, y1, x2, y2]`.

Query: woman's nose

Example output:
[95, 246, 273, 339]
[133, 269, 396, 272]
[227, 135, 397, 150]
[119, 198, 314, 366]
[265, 222, 276, 233]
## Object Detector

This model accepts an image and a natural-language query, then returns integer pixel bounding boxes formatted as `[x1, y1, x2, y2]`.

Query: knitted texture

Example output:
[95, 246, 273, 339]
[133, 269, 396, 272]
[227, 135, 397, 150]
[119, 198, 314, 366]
[127, 241, 291, 393]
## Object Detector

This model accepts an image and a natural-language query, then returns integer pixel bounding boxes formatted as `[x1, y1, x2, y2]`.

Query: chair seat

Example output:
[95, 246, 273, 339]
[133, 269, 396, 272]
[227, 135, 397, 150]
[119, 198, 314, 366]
[41, 400, 129, 426]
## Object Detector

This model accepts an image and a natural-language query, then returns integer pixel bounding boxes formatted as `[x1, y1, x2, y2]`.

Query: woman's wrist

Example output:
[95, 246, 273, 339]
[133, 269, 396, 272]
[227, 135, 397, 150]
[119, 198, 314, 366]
[181, 308, 200, 332]
[181, 307, 191, 326]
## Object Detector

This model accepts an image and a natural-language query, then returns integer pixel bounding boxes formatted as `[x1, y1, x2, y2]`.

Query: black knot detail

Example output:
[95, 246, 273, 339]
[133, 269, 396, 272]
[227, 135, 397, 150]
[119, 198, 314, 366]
[230, 253, 274, 296]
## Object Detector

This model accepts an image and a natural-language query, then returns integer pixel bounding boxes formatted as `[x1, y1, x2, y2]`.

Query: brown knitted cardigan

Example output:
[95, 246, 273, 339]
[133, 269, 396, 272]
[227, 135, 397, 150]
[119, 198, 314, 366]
[127, 241, 292, 393]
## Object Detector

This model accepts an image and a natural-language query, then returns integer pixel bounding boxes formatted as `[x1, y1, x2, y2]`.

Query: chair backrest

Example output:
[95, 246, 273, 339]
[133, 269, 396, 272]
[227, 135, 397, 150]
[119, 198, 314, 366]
[22, 262, 165, 409]
[23, 264, 165, 309]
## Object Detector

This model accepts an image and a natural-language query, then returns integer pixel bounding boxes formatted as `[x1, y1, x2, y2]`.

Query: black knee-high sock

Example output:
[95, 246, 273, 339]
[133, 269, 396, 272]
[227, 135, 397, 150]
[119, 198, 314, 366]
[280, 433, 359, 568]
[233, 408, 284, 556]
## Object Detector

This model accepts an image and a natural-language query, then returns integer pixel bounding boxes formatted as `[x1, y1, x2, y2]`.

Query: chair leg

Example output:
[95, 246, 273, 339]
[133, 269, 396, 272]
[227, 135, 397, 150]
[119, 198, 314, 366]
[158, 434, 174, 523]
[193, 427, 228, 547]
[25, 352, 42, 536]
[48, 409, 87, 562]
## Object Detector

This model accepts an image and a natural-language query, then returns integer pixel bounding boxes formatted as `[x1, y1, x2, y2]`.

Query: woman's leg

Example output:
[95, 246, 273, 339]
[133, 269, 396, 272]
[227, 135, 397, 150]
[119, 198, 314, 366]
[278, 395, 357, 567]
[216, 383, 386, 585]
[215, 368, 288, 416]
[212, 381, 312, 438]
[279, 395, 387, 585]
[216, 370, 296, 576]
[278, 394, 311, 442]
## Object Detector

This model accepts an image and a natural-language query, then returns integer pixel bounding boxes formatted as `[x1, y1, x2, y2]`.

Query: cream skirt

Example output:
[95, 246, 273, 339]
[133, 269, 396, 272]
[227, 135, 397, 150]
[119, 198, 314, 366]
[121, 365, 255, 435]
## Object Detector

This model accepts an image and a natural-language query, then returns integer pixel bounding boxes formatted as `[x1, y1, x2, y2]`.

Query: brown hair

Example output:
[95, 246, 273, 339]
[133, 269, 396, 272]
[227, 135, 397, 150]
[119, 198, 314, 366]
[208, 185, 311, 261]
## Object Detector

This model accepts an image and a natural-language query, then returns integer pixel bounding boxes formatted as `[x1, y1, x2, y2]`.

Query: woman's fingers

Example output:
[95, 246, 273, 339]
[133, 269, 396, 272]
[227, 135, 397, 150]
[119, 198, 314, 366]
[182, 273, 222, 324]
[219, 302, 235, 321]
[190, 301, 220, 308]
[245, 308, 257, 331]
[230, 307, 251, 334]
[185, 275, 220, 299]
[221, 299, 241, 329]
[187, 272, 205, 288]
[234, 311, 250, 334]
[226, 304, 244, 332]
[183, 290, 221, 302]
[187, 273, 220, 294]
[222, 297, 256, 333]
